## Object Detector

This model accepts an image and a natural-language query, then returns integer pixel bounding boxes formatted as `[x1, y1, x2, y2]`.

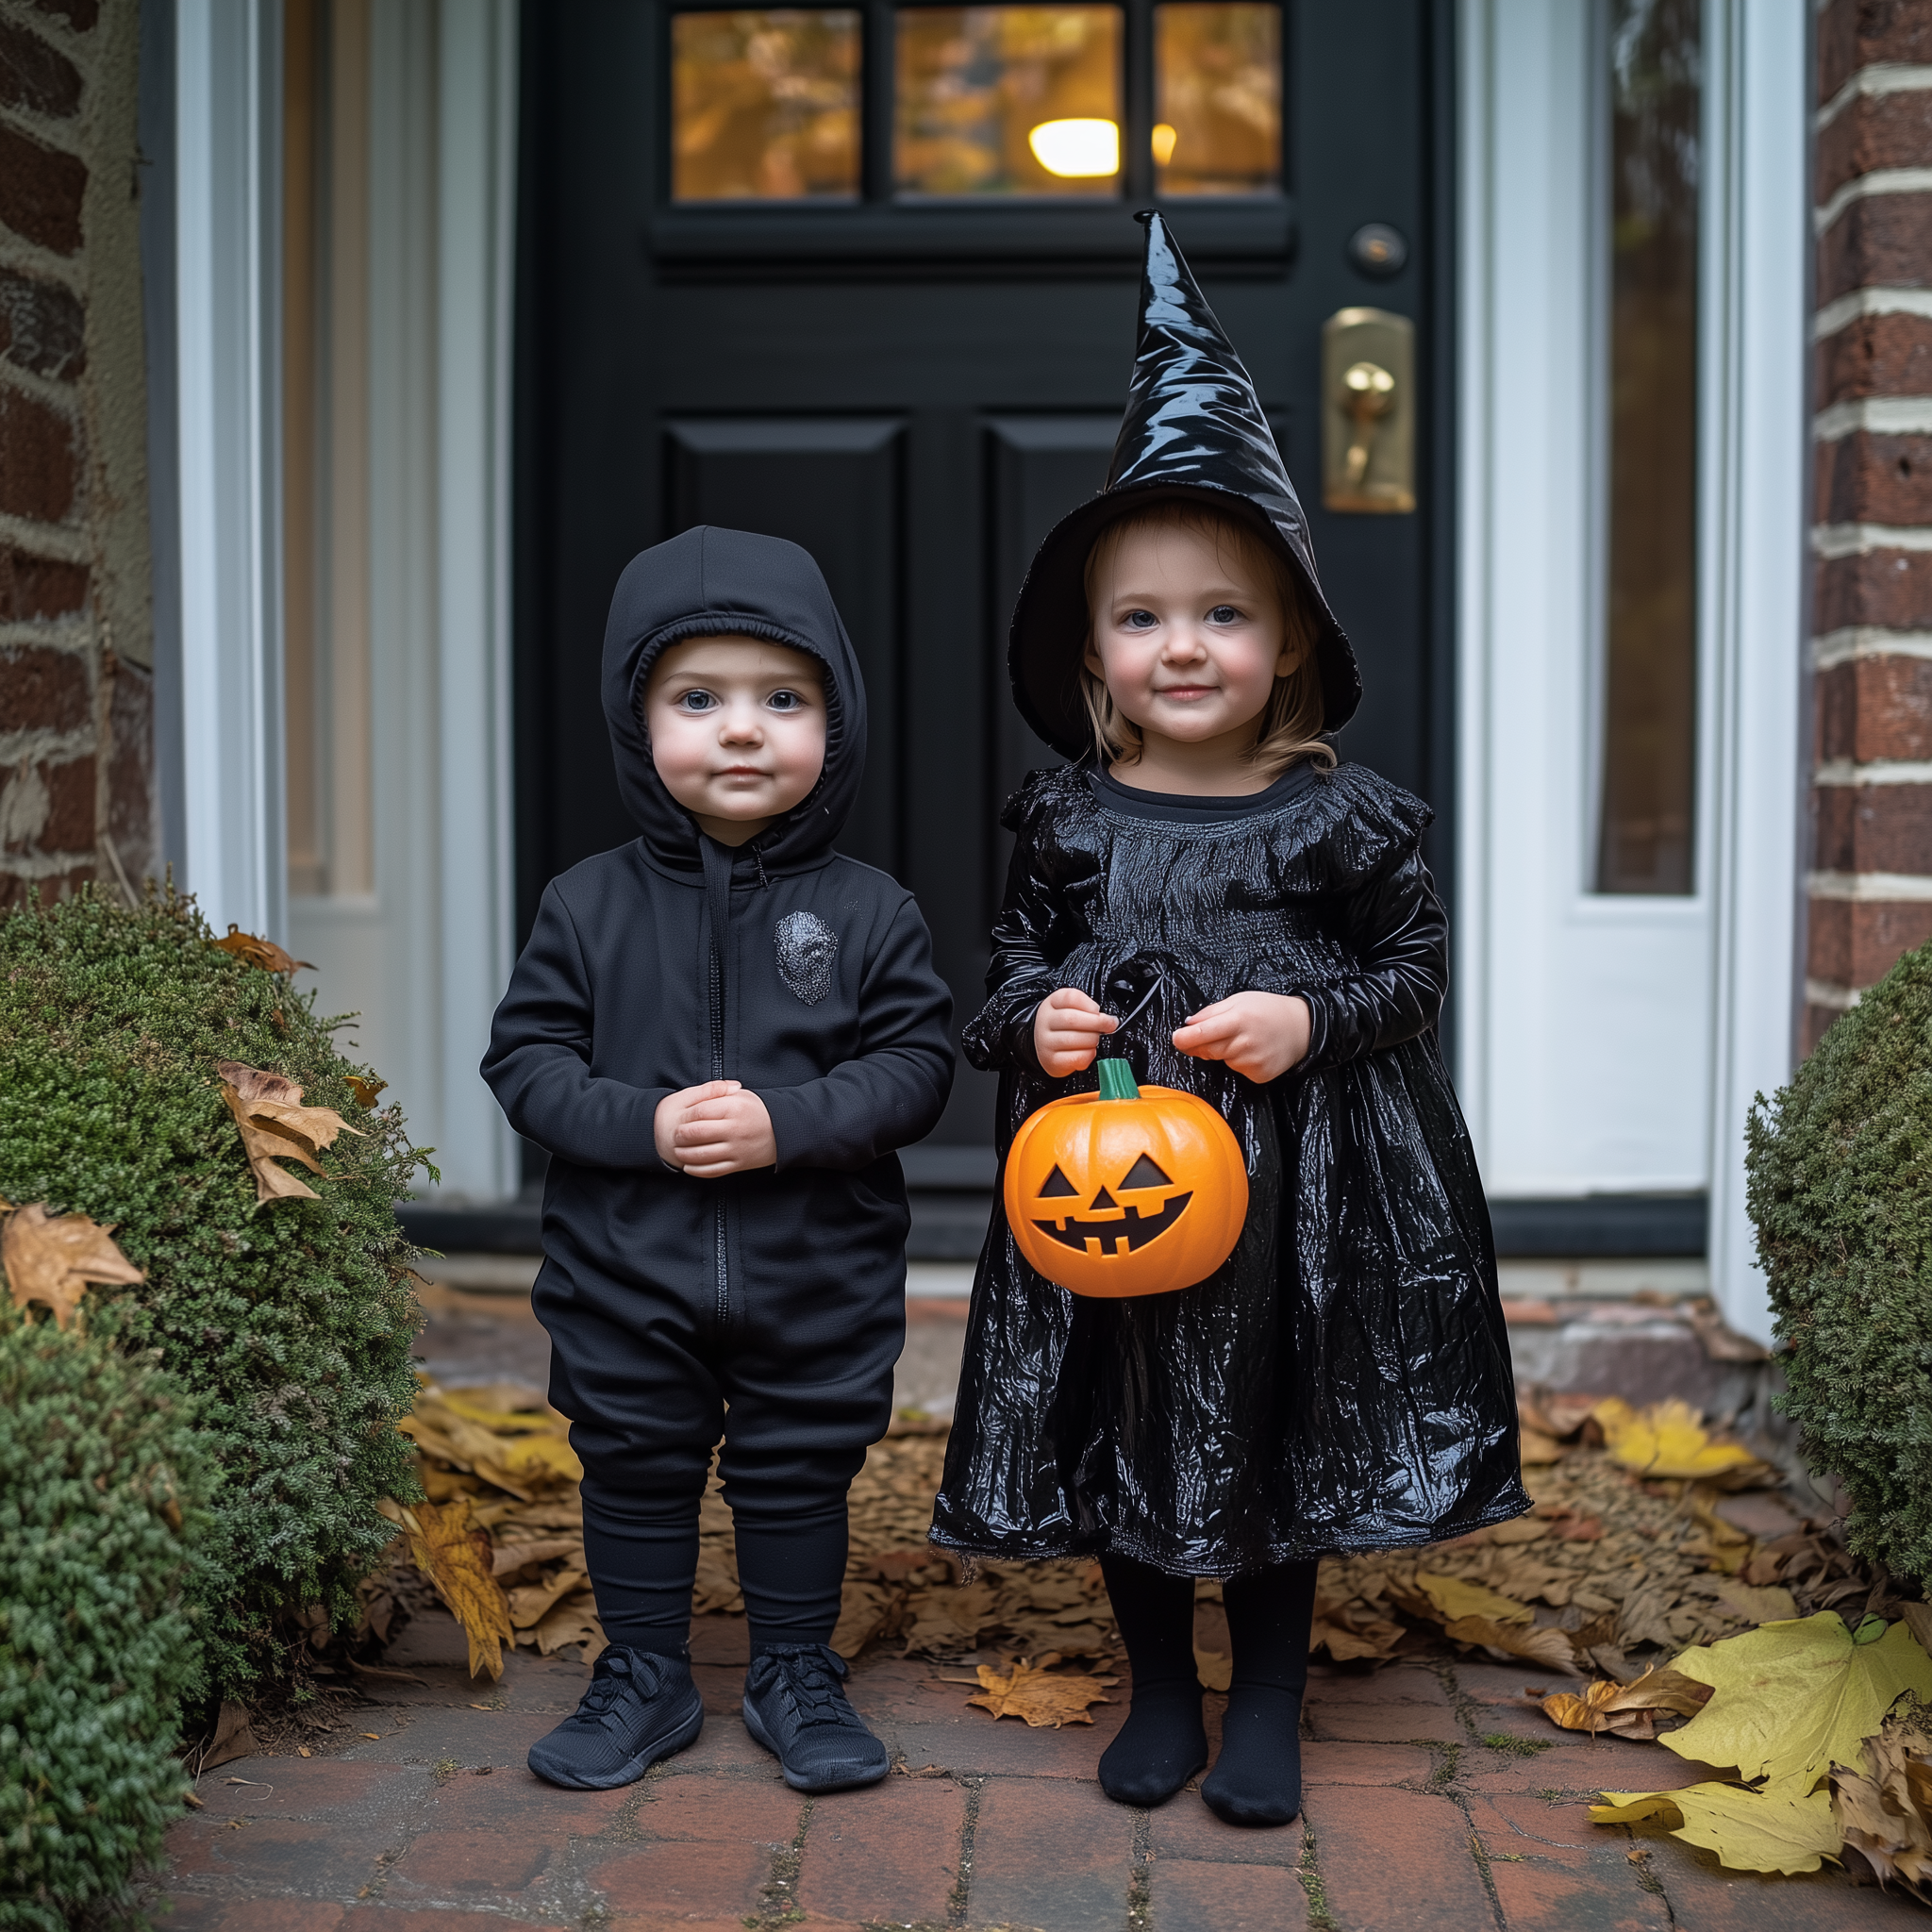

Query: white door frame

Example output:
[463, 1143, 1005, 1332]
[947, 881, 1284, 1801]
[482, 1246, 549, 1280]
[1457, 0, 1807, 1341]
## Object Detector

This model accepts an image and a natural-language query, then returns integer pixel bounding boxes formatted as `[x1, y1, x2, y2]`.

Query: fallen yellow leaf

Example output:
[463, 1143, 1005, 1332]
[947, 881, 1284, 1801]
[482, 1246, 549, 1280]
[1194, 1645, 1232, 1692]
[1591, 1397, 1771, 1485]
[216, 1060, 363, 1206]
[1, 1202, 145, 1331]
[1662, 1613, 1932, 1789]
[1592, 1775, 1841, 1874]
[381, 1495, 514, 1681]
[963, 1657, 1118, 1728]
[1416, 1573, 1534, 1625]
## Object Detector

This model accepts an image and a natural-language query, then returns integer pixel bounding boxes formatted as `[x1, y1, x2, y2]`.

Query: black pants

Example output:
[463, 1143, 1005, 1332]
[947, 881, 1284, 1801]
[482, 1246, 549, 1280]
[537, 1239, 903, 1659]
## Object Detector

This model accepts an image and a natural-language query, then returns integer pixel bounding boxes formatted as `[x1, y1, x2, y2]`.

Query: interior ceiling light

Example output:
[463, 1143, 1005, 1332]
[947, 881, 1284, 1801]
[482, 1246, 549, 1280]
[1027, 118, 1120, 178]
[1151, 122, 1178, 166]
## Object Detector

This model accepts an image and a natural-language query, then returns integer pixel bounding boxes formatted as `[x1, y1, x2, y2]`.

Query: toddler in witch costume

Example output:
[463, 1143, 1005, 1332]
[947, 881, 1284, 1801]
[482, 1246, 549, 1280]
[932, 215, 1528, 1825]
[484, 526, 953, 1794]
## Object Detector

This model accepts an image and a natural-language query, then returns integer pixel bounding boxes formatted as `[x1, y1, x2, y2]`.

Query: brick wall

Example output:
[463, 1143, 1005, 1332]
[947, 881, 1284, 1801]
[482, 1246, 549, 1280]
[0, 0, 153, 912]
[1807, 0, 1932, 1048]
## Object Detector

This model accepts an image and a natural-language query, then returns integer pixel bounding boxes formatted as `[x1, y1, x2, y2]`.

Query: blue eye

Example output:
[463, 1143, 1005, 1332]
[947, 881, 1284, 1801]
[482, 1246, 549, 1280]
[1207, 605, 1241, 625]
[767, 690, 804, 712]
[675, 691, 716, 712]
[1123, 608, 1158, 630]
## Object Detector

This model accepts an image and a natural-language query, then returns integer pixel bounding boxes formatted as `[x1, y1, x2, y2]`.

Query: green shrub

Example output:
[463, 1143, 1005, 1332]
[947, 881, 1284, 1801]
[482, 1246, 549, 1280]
[0, 889, 433, 1697]
[1746, 939, 1932, 1587]
[0, 1308, 213, 1932]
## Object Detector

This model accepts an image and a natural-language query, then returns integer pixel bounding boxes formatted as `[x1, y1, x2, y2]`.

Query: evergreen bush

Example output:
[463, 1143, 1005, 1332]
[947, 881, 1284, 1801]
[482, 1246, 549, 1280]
[0, 1309, 213, 1932]
[1746, 939, 1932, 1587]
[0, 889, 432, 1697]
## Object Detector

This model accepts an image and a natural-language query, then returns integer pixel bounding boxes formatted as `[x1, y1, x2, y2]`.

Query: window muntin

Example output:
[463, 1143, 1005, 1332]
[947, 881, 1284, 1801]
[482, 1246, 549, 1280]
[893, 7, 1124, 197]
[671, 9, 862, 202]
[1153, 4, 1280, 197]
[1594, 0, 1700, 895]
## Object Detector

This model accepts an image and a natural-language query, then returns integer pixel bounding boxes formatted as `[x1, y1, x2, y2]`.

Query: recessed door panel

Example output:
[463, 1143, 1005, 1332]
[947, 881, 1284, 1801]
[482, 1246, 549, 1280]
[665, 417, 906, 877]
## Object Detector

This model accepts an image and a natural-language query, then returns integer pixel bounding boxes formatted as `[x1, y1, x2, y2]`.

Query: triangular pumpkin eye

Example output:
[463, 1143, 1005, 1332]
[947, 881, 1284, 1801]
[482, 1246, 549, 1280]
[1091, 1186, 1117, 1209]
[1038, 1165, 1078, 1197]
[1120, 1154, 1172, 1190]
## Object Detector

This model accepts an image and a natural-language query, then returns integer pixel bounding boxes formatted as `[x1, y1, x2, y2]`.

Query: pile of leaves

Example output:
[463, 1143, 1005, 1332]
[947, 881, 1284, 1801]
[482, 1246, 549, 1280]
[0, 1305, 214, 1932]
[1748, 934, 1932, 1588]
[1570, 1614, 1932, 1886]
[0, 889, 432, 1697]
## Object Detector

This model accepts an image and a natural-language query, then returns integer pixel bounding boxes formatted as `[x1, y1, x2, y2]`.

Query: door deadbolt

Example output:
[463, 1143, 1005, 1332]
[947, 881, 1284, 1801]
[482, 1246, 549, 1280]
[1322, 308, 1415, 514]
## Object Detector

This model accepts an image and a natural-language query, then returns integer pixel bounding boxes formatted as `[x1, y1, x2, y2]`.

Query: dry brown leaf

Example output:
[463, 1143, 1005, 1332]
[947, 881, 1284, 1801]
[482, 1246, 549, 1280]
[1, 1202, 145, 1331]
[216, 1059, 363, 1205]
[963, 1657, 1118, 1727]
[1900, 1605, 1932, 1660]
[1194, 1646, 1232, 1691]
[507, 1566, 588, 1630]
[1311, 1593, 1408, 1662]
[1714, 1579, 1800, 1625]
[214, 925, 310, 974]
[531, 1586, 605, 1662]
[346, 1074, 387, 1108]
[1417, 1573, 1535, 1625]
[1541, 1665, 1713, 1738]
[1441, 1616, 1580, 1673]
[1519, 1429, 1569, 1465]
[381, 1495, 514, 1680]
[1830, 1695, 1932, 1903]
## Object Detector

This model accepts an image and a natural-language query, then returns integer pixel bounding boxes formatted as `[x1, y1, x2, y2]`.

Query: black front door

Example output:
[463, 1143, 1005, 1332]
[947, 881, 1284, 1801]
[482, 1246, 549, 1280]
[514, 0, 1453, 1154]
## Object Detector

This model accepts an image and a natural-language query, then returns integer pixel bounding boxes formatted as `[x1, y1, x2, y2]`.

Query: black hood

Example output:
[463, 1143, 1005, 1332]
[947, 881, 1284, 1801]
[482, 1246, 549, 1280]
[601, 525, 867, 874]
[1008, 210, 1362, 758]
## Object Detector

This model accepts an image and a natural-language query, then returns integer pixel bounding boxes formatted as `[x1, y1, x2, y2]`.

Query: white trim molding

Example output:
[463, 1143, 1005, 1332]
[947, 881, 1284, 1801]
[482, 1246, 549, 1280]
[174, 0, 285, 941]
[1702, 0, 1808, 1346]
[433, 0, 521, 1201]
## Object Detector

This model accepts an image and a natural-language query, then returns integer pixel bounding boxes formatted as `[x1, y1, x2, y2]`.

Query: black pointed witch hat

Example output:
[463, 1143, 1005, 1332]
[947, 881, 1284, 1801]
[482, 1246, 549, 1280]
[1008, 210, 1361, 758]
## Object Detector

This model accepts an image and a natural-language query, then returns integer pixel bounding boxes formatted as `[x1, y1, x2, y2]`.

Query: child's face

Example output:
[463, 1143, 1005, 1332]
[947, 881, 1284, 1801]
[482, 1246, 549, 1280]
[1083, 521, 1296, 754]
[644, 636, 826, 846]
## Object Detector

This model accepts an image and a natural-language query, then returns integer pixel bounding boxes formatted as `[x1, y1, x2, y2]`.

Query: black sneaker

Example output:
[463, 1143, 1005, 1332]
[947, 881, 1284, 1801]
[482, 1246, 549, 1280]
[741, 1642, 890, 1793]
[525, 1645, 703, 1790]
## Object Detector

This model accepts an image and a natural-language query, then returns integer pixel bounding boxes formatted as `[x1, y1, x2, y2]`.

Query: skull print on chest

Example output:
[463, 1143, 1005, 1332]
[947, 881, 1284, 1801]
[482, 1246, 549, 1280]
[774, 910, 839, 1004]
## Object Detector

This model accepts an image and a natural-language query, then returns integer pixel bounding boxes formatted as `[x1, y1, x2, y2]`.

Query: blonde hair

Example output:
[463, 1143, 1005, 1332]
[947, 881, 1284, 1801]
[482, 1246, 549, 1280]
[1079, 501, 1333, 781]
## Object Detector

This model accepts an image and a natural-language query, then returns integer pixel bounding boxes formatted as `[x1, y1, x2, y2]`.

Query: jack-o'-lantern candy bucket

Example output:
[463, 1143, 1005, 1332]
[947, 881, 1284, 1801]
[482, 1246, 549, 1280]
[1004, 1058, 1249, 1298]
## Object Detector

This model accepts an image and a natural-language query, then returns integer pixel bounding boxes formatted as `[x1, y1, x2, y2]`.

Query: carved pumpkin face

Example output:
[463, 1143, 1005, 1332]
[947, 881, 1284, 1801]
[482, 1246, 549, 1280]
[1004, 1061, 1249, 1298]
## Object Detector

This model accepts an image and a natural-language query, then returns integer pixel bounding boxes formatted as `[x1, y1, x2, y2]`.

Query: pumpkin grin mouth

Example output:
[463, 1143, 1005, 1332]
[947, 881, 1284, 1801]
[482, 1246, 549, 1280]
[1034, 1192, 1194, 1255]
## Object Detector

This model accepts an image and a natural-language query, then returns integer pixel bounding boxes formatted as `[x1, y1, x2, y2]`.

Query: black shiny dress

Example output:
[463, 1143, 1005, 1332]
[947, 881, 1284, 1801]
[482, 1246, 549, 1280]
[930, 759, 1528, 1577]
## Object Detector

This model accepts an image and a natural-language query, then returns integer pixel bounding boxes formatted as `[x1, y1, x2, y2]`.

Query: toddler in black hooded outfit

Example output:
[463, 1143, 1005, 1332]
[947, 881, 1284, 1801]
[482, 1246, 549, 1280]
[482, 527, 954, 1793]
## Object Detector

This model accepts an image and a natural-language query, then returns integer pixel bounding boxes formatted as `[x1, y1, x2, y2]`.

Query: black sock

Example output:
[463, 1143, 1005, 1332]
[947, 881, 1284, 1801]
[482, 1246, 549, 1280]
[1201, 1558, 1319, 1826]
[734, 1504, 849, 1658]
[1097, 1552, 1208, 1807]
[580, 1476, 700, 1661]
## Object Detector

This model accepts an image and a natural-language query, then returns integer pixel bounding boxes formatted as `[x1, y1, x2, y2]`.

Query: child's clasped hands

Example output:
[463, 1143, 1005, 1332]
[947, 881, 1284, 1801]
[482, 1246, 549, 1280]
[1032, 986, 1311, 1084]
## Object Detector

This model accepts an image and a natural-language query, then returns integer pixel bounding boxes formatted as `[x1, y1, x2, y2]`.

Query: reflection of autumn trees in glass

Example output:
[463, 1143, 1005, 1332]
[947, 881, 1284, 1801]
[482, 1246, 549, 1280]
[1598, 0, 1701, 895]
[1154, 4, 1280, 197]
[672, 10, 862, 202]
[894, 8, 1122, 197]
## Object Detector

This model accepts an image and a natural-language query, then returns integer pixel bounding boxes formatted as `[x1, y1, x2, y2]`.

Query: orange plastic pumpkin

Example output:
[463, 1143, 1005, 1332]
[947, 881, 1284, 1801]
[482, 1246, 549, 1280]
[1004, 1058, 1249, 1298]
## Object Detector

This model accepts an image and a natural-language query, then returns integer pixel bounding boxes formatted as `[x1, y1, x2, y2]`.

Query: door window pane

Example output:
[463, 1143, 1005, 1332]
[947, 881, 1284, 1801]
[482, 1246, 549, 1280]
[671, 10, 861, 201]
[894, 7, 1123, 197]
[1595, 0, 1699, 894]
[1153, 4, 1280, 196]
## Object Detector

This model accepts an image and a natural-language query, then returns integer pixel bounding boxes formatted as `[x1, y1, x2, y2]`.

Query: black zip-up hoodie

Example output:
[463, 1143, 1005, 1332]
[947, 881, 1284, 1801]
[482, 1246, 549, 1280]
[482, 527, 955, 1357]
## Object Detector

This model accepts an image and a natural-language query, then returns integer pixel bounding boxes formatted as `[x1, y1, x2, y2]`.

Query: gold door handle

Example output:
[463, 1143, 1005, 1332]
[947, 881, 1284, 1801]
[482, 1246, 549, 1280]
[1322, 308, 1416, 514]
[1341, 360, 1395, 488]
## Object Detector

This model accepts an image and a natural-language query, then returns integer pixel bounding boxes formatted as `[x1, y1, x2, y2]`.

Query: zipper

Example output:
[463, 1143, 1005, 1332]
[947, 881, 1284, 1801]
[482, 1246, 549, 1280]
[708, 931, 729, 1332]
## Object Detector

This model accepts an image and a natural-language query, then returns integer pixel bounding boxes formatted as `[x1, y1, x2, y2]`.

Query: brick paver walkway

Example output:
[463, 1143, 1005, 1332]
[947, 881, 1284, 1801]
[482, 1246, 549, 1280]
[161, 1605, 1923, 1932]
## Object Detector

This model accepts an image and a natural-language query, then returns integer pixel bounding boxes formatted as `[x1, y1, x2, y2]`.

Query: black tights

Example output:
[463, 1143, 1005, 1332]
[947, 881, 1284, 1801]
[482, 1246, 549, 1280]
[582, 1480, 848, 1660]
[1099, 1551, 1319, 1823]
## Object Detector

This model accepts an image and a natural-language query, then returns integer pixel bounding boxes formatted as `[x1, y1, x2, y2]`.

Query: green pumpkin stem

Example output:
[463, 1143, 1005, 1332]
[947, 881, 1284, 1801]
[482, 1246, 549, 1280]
[1096, 1058, 1141, 1102]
